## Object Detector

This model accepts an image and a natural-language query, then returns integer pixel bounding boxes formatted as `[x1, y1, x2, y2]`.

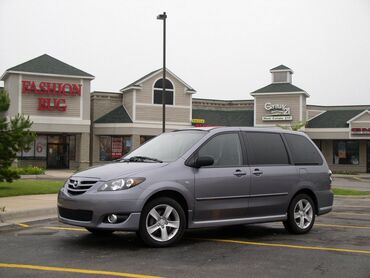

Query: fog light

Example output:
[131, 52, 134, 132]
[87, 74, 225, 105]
[107, 214, 118, 224]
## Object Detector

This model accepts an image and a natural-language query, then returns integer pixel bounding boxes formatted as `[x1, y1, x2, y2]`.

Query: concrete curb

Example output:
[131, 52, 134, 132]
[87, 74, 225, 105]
[0, 207, 57, 224]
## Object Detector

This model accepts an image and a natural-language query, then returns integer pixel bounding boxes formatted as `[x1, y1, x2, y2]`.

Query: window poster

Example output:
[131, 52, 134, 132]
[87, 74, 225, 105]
[99, 136, 112, 161]
[35, 135, 47, 157]
[112, 137, 123, 159]
[22, 142, 35, 158]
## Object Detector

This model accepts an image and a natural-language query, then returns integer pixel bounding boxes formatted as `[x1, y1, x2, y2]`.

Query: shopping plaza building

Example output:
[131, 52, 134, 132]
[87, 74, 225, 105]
[1, 54, 370, 173]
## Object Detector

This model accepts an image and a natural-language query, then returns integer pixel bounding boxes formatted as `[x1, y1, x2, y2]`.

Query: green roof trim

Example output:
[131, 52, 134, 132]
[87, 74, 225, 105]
[307, 110, 365, 128]
[6, 54, 94, 78]
[192, 109, 254, 127]
[270, 65, 292, 71]
[94, 106, 133, 123]
[251, 83, 304, 94]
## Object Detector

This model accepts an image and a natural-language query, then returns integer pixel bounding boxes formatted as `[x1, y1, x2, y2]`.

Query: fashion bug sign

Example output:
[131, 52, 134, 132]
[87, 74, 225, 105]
[22, 80, 82, 112]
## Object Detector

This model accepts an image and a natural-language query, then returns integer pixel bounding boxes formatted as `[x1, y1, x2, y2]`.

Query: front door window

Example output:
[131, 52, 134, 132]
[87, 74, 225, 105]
[47, 144, 69, 169]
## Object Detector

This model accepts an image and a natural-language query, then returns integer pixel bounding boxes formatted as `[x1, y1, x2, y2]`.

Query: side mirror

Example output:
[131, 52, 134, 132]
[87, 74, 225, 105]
[193, 156, 214, 168]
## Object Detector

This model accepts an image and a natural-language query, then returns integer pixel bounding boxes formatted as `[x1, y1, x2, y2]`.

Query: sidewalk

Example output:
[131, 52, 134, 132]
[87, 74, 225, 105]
[0, 194, 57, 226]
[0, 170, 72, 227]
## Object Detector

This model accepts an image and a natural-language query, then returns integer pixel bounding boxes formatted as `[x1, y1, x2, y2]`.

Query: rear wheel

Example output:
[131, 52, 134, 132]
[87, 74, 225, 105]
[138, 197, 186, 247]
[283, 194, 315, 234]
[86, 228, 114, 235]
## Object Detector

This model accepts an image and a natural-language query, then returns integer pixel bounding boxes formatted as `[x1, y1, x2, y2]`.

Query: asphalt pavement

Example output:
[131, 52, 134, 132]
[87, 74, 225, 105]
[1, 195, 370, 278]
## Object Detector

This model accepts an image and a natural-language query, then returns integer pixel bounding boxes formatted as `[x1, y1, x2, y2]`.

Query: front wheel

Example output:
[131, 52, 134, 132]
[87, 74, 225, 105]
[138, 197, 186, 247]
[283, 194, 315, 234]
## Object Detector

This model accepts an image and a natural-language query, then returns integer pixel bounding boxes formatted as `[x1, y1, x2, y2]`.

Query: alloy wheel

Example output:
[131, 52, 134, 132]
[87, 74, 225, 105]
[145, 204, 180, 242]
[293, 199, 313, 229]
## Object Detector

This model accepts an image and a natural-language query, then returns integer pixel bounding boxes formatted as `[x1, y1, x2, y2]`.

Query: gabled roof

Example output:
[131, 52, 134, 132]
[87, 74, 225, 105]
[94, 106, 132, 124]
[270, 65, 292, 71]
[306, 110, 365, 128]
[120, 68, 196, 93]
[251, 83, 308, 96]
[346, 110, 370, 123]
[2, 54, 94, 80]
[192, 109, 254, 127]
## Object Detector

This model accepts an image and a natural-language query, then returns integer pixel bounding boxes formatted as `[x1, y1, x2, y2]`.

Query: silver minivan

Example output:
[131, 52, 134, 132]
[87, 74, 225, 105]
[58, 127, 333, 247]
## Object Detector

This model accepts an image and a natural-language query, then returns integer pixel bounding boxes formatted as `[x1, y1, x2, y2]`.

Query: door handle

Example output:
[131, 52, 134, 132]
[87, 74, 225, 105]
[252, 169, 263, 176]
[233, 169, 247, 177]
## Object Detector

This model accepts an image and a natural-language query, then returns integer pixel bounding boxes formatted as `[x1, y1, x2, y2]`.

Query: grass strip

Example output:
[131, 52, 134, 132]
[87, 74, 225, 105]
[0, 179, 63, 197]
[332, 188, 370, 196]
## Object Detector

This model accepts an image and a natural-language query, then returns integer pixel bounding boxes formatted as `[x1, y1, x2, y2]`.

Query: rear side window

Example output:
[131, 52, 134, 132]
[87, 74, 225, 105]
[283, 134, 323, 165]
[244, 132, 289, 165]
[198, 133, 243, 167]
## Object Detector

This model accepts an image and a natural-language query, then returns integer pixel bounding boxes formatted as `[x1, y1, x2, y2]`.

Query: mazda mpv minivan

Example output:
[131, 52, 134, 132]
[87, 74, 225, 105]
[58, 127, 333, 247]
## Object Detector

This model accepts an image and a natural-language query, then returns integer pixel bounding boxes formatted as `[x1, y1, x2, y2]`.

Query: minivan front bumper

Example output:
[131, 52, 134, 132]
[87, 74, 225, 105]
[57, 189, 142, 231]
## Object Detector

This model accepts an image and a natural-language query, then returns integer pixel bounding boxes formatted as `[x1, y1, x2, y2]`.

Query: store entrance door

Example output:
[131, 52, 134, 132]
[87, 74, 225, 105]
[47, 143, 69, 169]
[367, 141, 370, 173]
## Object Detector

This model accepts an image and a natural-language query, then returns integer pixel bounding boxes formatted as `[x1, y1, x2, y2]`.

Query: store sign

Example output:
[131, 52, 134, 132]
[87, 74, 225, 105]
[22, 80, 82, 112]
[192, 119, 205, 124]
[262, 102, 292, 121]
[111, 137, 123, 159]
[351, 127, 370, 135]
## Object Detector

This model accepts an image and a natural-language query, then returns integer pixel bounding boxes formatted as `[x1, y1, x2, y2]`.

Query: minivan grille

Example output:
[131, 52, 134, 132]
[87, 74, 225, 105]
[67, 178, 98, 195]
[58, 206, 93, 221]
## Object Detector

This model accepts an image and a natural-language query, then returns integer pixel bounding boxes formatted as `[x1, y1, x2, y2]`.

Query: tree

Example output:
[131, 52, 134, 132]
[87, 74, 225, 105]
[0, 89, 36, 182]
[277, 121, 306, 131]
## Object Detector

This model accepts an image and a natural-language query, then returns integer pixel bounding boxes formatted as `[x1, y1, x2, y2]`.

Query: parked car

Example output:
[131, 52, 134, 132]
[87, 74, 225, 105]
[58, 127, 333, 247]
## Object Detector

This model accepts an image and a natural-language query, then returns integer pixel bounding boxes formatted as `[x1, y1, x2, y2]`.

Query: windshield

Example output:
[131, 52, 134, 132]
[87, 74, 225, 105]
[125, 130, 207, 162]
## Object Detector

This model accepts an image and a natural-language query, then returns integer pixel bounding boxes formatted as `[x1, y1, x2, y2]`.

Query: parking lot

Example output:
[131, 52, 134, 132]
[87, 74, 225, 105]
[0, 193, 370, 278]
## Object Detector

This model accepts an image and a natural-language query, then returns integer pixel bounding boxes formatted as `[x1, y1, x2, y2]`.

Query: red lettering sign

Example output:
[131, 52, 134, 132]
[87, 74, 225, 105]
[22, 80, 82, 97]
[351, 127, 370, 135]
[23, 80, 82, 113]
[38, 98, 67, 112]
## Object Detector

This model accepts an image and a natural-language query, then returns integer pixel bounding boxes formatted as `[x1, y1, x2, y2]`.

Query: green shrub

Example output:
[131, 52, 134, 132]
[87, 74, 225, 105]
[10, 166, 45, 175]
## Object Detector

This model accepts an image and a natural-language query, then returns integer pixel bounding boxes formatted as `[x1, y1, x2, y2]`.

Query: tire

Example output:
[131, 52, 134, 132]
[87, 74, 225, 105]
[86, 228, 114, 235]
[138, 197, 186, 247]
[283, 194, 316, 234]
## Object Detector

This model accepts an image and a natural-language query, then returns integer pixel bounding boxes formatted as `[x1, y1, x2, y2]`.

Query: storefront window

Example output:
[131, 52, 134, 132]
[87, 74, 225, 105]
[35, 135, 47, 158]
[99, 136, 112, 161]
[99, 136, 132, 161]
[333, 141, 359, 165]
[68, 135, 76, 161]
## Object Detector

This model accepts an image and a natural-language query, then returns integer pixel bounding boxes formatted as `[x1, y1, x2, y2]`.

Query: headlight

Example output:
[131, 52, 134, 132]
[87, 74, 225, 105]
[98, 178, 145, 191]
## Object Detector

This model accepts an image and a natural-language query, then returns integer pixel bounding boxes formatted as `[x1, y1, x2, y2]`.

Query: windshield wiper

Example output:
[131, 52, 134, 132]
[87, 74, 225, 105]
[125, 156, 163, 163]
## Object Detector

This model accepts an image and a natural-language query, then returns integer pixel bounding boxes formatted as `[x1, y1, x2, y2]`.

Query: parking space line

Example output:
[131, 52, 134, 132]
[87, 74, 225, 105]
[193, 238, 370, 255]
[16, 223, 30, 228]
[334, 205, 370, 208]
[316, 223, 370, 230]
[43, 226, 86, 232]
[331, 212, 370, 217]
[0, 263, 162, 278]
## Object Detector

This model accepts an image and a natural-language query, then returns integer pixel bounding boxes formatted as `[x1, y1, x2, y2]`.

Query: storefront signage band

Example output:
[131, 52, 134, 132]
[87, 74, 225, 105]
[21, 80, 82, 112]
[351, 127, 370, 135]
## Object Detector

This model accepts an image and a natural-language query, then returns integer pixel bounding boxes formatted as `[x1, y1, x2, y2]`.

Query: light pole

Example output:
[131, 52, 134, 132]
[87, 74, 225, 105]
[157, 12, 167, 133]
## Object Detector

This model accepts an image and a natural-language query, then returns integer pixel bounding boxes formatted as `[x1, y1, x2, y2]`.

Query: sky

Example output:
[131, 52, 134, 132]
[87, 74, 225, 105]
[0, 0, 369, 106]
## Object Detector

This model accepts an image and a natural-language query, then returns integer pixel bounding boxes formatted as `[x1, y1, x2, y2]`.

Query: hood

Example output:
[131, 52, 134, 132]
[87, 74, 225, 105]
[73, 162, 167, 181]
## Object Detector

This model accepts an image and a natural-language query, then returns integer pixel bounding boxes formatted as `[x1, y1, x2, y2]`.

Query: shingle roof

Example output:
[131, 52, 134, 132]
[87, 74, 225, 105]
[94, 106, 132, 123]
[306, 110, 365, 128]
[5, 54, 94, 78]
[192, 109, 254, 127]
[270, 65, 292, 71]
[251, 83, 305, 94]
